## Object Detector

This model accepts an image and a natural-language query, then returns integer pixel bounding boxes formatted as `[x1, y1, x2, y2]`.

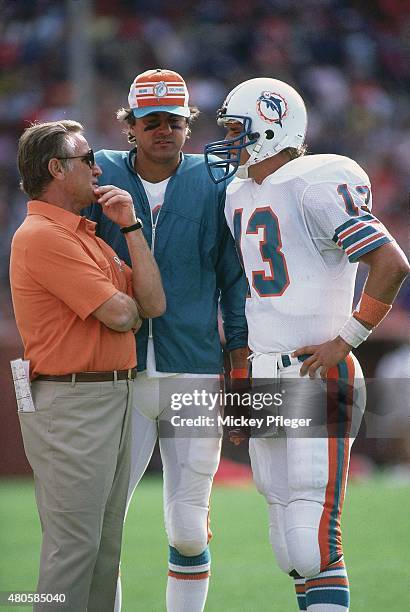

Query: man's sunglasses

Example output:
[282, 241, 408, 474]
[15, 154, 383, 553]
[56, 149, 95, 168]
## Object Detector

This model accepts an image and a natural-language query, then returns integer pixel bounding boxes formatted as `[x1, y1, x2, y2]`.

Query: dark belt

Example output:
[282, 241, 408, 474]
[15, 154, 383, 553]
[35, 368, 137, 383]
[279, 354, 309, 368]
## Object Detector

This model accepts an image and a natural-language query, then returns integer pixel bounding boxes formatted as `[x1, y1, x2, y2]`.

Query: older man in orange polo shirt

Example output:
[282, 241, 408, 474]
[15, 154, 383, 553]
[10, 120, 165, 612]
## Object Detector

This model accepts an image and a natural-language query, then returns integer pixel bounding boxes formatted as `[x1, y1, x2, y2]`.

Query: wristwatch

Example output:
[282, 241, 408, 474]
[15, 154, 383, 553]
[120, 218, 143, 233]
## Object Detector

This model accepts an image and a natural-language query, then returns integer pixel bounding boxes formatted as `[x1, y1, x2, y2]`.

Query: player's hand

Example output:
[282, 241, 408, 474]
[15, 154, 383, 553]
[292, 336, 352, 379]
[94, 185, 137, 228]
[225, 368, 251, 446]
[229, 429, 249, 446]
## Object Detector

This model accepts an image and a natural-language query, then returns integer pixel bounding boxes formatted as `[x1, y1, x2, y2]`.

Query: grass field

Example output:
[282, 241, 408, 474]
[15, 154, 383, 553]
[0, 475, 408, 611]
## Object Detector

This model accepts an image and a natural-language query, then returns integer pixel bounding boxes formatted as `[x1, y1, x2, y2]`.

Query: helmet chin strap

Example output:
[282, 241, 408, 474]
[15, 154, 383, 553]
[235, 133, 268, 180]
[235, 132, 291, 180]
[235, 164, 249, 179]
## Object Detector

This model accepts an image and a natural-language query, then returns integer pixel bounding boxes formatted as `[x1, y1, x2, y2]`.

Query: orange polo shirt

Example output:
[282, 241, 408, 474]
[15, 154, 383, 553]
[10, 200, 136, 378]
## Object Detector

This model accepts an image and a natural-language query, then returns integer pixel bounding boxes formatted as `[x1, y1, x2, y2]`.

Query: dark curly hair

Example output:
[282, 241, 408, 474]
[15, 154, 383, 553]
[116, 106, 200, 144]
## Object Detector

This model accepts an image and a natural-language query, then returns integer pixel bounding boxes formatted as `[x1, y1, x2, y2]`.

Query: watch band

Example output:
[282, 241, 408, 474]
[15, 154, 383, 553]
[120, 219, 143, 233]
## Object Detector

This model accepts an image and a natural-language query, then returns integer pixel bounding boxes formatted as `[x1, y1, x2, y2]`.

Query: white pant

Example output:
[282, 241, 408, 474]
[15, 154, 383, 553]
[126, 374, 222, 556]
[249, 352, 365, 577]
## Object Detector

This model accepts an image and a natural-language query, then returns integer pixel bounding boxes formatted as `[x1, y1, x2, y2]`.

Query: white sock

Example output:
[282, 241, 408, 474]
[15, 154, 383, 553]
[166, 575, 209, 612]
[166, 546, 211, 612]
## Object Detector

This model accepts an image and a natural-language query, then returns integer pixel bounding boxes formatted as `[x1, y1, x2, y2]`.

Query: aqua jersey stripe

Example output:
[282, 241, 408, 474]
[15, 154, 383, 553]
[332, 218, 360, 242]
[339, 225, 378, 249]
[348, 235, 392, 262]
[332, 214, 376, 241]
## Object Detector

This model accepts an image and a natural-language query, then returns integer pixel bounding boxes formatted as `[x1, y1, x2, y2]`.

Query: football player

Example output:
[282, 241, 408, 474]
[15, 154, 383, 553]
[205, 78, 409, 611]
[86, 69, 249, 612]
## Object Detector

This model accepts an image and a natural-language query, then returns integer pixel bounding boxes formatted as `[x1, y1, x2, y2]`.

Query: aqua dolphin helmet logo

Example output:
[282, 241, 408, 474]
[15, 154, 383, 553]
[256, 91, 288, 127]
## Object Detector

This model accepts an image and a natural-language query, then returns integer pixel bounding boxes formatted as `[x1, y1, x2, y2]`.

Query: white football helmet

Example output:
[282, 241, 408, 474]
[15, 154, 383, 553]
[205, 78, 307, 183]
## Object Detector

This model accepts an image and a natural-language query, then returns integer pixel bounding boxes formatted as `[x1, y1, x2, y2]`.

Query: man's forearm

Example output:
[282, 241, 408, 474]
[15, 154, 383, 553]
[124, 230, 166, 318]
[94, 185, 166, 318]
[229, 346, 250, 371]
[359, 242, 409, 307]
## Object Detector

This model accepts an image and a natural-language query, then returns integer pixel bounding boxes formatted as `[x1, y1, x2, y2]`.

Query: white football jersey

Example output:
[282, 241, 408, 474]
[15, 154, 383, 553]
[225, 154, 393, 353]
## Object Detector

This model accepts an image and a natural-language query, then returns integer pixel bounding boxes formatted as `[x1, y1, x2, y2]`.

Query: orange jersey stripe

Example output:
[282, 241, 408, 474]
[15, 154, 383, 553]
[337, 218, 379, 242]
[345, 232, 385, 255]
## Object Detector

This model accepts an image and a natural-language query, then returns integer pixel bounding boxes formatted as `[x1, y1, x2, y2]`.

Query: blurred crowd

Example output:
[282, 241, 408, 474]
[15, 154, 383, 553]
[1, 0, 408, 332]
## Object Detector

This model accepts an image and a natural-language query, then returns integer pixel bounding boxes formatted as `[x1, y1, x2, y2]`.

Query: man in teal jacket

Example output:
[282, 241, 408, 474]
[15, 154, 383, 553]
[87, 69, 248, 612]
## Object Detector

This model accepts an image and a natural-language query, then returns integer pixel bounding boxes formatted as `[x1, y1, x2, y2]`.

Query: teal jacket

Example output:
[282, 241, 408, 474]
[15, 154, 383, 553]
[86, 150, 248, 373]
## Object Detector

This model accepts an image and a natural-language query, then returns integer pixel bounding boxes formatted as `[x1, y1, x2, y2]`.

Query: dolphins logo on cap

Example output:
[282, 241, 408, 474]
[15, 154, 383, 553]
[153, 81, 167, 98]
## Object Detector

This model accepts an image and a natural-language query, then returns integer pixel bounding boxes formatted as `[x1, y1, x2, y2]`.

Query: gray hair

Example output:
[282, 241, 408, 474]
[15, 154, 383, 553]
[18, 120, 84, 199]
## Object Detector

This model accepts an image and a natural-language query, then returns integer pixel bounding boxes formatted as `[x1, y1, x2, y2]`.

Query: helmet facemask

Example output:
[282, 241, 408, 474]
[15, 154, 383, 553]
[204, 113, 258, 184]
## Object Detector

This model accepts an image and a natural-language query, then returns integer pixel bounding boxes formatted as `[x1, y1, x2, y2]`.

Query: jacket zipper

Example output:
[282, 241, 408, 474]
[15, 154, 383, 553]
[148, 207, 161, 339]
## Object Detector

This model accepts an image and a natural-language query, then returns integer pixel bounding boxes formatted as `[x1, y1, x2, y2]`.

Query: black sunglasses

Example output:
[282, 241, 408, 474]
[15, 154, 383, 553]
[56, 149, 95, 168]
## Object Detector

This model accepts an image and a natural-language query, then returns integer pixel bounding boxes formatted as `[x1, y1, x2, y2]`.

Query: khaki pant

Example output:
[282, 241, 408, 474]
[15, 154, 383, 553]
[19, 379, 132, 612]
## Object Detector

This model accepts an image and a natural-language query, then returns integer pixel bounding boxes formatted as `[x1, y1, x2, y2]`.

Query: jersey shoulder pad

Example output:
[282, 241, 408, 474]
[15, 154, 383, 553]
[273, 154, 368, 186]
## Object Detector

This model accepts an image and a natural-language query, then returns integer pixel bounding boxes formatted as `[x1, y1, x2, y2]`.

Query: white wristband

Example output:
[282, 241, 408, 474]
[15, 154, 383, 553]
[339, 315, 372, 348]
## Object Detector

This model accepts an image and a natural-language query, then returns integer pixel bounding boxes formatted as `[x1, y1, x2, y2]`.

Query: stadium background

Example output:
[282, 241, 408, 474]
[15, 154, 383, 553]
[0, 1, 408, 610]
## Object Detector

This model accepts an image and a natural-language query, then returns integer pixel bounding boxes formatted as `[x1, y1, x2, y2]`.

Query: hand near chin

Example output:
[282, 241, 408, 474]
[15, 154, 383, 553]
[94, 185, 136, 227]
